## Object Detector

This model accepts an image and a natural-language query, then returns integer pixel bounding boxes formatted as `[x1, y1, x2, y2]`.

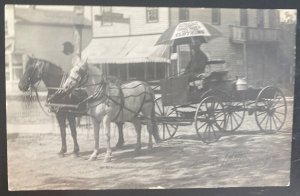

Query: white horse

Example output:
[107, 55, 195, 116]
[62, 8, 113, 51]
[62, 58, 160, 162]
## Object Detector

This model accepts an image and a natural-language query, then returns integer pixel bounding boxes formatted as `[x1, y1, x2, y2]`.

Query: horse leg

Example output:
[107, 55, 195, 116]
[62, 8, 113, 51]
[103, 115, 112, 162]
[56, 112, 67, 157]
[67, 114, 79, 157]
[88, 118, 100, 161]
[142, 102, 157, 149]
[146, 119, 153, 150]
[132, 119, 142, 152]
[115, 122, 124, 148]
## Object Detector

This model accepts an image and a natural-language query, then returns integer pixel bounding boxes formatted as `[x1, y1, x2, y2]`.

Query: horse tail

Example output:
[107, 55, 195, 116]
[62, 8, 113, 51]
[151, 95, 161, 143]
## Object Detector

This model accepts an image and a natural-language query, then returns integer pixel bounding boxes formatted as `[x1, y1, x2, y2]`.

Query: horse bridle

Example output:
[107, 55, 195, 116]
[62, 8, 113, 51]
[68, 65, 89, 88]
[27, 59, 44, 88]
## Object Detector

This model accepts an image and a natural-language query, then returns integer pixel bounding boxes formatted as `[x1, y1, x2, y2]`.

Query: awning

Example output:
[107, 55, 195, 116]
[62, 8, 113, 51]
[82, 35, 170, 64]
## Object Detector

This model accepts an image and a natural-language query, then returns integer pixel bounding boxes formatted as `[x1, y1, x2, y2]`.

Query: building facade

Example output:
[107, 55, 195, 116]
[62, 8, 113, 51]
[170, 8, 294, 90]
[83, 6, 171, 81]
[5, 5, 92, 93]
[85, 6, 295, 92]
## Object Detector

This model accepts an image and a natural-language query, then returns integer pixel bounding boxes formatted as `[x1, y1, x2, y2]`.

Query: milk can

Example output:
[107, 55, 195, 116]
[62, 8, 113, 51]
[236, 77, 247, 91]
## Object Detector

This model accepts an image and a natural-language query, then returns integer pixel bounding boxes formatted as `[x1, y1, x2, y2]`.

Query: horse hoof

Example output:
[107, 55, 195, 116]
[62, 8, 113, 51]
[88, 156, 97, 161]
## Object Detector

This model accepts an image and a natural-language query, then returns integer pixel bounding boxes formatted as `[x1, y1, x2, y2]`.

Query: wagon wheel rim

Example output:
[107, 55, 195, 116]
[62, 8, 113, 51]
[223, 100, 246, 132]
[155, 97, 178, 141]
[255, 86, 287, 133]
[195, 96, 225, 143]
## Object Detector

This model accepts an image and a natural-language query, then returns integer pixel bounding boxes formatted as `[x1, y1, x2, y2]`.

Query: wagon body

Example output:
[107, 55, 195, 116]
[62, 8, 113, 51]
[154, 62, 287, 143]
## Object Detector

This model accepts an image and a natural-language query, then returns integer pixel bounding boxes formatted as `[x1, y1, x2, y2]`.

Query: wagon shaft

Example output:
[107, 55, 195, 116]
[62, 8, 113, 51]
[45, 103, 80, 109]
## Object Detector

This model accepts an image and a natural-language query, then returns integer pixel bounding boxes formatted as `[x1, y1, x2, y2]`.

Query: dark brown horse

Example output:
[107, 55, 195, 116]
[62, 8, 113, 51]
[18, 56, 125, 157]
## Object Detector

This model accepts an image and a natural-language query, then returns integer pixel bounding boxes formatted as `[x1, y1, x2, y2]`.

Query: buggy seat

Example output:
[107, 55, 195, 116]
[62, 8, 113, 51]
[190, 60, 228, 82]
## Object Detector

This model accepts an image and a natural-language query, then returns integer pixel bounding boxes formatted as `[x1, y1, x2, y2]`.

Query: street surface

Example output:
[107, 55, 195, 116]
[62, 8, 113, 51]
[7, 102, 293, 190]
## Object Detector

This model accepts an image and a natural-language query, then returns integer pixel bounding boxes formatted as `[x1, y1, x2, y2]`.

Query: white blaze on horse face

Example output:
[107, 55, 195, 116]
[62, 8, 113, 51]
[63, 66, 81, 90]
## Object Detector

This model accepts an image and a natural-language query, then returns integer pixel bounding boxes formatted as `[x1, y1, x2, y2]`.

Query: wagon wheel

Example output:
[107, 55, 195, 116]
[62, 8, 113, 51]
[201, 89, 245, 132]
[154, 97, 178, 141]
[223, 100, 246, 132]
[255, 86, 287, 133]
[195, 96, 225, 143]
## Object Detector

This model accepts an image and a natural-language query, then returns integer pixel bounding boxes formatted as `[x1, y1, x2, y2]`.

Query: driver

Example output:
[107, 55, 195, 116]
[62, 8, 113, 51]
[184, 38, 208, 76]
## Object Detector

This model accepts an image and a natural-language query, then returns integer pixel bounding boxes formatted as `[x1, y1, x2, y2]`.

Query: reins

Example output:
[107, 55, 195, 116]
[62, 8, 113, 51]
[30, 82, 52, 117]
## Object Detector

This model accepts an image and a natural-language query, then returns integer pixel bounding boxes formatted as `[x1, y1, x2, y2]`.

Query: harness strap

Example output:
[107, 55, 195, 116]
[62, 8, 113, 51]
[33, 85, 52, 116]
[111, 86, 124, 122]
[131, 86, 147, 120]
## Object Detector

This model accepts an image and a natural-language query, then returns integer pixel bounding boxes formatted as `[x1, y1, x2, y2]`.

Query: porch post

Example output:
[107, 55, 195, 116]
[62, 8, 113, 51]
[243, 43, 248, 85]
[154, 62, 157, 80]
[126, 63, 129, 80]
[144, 63, 147, 81]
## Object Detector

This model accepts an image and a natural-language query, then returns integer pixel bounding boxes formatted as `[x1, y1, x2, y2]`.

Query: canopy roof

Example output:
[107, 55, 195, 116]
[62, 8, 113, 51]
[82, 35, 170, 64]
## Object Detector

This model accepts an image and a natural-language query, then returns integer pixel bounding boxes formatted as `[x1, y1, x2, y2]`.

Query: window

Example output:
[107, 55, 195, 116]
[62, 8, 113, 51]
[146, 7, 159, 23]
[257, 10, 264, 28]
[212, 8, 221, 25]
[240, 9, 248, 26]
[100, 6, 112, 26]
[179, 8, 189, 22]
[268, 10, 276, 28]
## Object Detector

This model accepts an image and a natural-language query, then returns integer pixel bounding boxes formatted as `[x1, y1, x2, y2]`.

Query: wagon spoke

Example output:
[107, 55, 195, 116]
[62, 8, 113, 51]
[270, 115, 273, 131]
[232, 113, 239, 127]
[165, 124, 172, 136]
[197, 122, 207, 130]
[256, 111, 267, 117]
[224, 114, 229, 129]
[274, 111, 285, 115]
[274, 105, 286, 109]
[273, 113, 283, 124]
[271, 115, 278, 130]
[259, 113, 268, 125]
[156, 102, 163, 114]
[203, 124, 209, 136]
[234, 111, 243, 119]
[215, 112, 224, 119]
[264, 115, 270, 131]
[230, 115, 233, 129]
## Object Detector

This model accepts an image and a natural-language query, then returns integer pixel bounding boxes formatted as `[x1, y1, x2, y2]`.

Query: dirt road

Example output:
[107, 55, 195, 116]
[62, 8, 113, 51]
[7, 104, 293, 190]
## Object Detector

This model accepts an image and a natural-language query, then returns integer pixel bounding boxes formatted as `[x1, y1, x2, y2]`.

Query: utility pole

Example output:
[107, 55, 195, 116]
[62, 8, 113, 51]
[73, 6, 85, 58]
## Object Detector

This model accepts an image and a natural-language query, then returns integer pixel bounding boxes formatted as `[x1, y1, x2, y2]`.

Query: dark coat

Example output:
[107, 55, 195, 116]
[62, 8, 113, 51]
[185, 49, 208, 74]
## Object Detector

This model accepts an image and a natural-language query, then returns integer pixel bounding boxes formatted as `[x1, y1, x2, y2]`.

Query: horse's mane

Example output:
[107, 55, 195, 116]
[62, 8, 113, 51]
[34, 58, 64, 73]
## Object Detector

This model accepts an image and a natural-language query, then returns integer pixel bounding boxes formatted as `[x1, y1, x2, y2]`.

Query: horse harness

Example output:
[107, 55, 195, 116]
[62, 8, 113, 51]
[83, 79, 154, 122]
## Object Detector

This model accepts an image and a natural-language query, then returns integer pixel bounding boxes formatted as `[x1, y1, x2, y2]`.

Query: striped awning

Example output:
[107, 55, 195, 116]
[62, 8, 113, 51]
[82, 34, 170, 64]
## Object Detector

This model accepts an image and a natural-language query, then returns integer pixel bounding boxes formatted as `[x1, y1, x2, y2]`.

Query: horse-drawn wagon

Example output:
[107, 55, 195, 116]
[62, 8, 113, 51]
[152, 60, 287, 144]
[18, 20, 288, 162]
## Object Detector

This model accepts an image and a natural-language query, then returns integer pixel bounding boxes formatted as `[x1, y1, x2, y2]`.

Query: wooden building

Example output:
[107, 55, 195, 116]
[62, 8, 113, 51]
[5, 5, 92, 93]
